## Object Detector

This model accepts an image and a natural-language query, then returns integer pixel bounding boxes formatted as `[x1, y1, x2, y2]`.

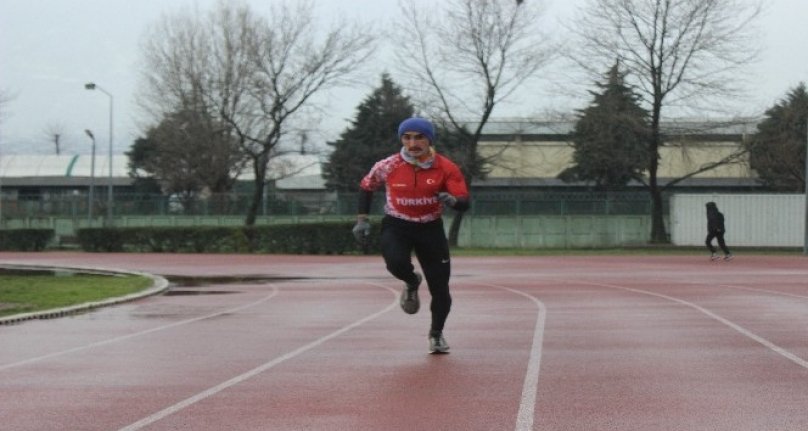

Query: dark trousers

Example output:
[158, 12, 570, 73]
[380, 216, 452, 333]
[706, 231, 731, 255]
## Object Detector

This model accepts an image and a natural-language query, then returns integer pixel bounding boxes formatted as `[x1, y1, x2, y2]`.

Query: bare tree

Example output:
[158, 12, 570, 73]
[139, 0, 375, 225]
[42, 122, 67, 155]
[138, 4, 251, 212]
[567, 0, 762, 243]
[127, 108, 245, 212]
[0, 90, 11, 123]
[0, 90, 14, 139]
[392, 0, 556, 245]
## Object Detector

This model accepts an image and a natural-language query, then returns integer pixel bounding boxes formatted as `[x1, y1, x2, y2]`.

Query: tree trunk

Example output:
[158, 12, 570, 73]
[649, 187, 667, 243]
[648, 100, 668, 243]
[245, 154, 268, 227]
[245, 182, 263, 227]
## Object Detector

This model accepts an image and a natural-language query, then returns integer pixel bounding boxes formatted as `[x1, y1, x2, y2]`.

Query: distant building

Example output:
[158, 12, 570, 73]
[0, 118, 764, 212]
[0, 153, 324, 199]
[0, 154, 131, 201]
[472, 117, 761, 191]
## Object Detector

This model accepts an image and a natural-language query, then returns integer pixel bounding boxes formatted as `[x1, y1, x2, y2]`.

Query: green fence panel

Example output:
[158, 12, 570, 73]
[457, 215, 651, 249]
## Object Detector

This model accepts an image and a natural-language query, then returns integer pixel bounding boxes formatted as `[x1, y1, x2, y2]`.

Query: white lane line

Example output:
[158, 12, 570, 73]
[479, 283, 548, 431]
[117, 284, 398, 431]
[578, 280, 808, 370]
[644, 274, 808, 301]
[0, 286, 280, 372]
[713, 283, 808, 300]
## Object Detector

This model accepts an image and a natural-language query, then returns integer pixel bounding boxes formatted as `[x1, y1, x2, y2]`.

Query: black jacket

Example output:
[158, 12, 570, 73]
[706, 203, 725, 233]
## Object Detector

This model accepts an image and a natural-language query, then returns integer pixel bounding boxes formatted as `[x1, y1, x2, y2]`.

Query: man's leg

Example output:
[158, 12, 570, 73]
[380, 222, 419, 285]
[413, 223, 452, 333]
[381, 220, 423, 314]
[716, 232, 731, 256]
[705, 233, 717, 253]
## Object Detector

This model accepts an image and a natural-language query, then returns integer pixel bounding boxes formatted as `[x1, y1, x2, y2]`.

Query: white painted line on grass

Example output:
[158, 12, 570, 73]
[480, 283, 548, 431]
[117, 284, 398, 431]
[0, 286, 280, 372]
[579, 280, 808, 370]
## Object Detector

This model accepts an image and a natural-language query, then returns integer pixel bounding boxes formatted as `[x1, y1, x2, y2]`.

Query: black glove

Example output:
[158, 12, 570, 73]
[352, 218, 371, 243]
[437, 192, 458, 207]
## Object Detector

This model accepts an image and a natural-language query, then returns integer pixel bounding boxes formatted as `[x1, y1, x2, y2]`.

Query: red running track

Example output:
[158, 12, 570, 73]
[1, 252, 807, 430]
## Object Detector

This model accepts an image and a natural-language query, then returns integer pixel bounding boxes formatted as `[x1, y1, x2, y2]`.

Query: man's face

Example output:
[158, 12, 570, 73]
[401, 132, 430, 157]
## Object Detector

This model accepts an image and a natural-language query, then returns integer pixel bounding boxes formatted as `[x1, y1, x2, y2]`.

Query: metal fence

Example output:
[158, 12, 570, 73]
[0, 190, 652, 220]
[469, 191, 651, 215]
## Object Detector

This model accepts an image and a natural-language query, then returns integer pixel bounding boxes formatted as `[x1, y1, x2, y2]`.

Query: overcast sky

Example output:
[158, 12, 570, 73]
[1, 0, 805, 157]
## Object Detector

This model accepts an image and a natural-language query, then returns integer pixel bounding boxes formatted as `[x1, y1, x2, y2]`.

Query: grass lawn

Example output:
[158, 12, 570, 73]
[0, 271, 153, 318]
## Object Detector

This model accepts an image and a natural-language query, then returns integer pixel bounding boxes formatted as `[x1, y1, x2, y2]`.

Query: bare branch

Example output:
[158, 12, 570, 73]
[393, 0, 556, 144]
[138, 0, 376, 225]
[565, 0, 763, 243]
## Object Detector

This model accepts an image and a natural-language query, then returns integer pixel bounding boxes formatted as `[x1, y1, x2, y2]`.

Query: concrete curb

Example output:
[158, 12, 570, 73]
[0, 263, 170, 326]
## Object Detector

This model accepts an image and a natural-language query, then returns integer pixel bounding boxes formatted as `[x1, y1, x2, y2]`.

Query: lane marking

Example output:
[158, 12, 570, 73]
[478, 283, 547, 431]
[630, 272, 808, 301]
[117, 284, 398, 431]
[0, 286, 280, 372]
[713, 283, 808, 300]
[577, 280, 808, 370]
[672, 278, 808, 300]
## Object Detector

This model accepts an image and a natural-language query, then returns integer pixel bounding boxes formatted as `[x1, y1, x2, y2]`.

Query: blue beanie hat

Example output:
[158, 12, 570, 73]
[398, 117, 435, 144]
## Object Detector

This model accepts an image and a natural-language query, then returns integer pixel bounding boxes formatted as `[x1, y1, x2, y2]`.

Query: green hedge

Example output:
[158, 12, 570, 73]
[0, 229, 55, 251]
[76, 222, 383, 254]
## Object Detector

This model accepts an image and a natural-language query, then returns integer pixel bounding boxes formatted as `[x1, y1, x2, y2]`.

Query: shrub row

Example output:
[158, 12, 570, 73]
[75, 222, 382, 254]
[0, 229, 54, 251]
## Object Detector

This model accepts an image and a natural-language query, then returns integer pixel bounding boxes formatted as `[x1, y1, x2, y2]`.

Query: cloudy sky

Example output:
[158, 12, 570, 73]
[1, 0, 805, 156]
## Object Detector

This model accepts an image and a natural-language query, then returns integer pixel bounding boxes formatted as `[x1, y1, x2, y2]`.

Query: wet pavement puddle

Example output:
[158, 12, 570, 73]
[163, 274, 309, 295]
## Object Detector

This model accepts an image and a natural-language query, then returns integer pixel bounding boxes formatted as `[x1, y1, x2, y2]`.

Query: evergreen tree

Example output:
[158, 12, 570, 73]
[748, 83, 808, 191]
[560, 63, 650, 189]
[323, 74, 415, 192]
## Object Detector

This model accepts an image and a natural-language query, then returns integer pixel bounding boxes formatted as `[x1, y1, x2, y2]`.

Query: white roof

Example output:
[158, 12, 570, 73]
[0, 153, 325, 189]
[0, 154, 130, 178]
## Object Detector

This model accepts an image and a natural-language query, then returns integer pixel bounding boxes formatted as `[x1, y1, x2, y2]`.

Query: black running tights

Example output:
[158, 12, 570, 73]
[380, 216, 452, 333]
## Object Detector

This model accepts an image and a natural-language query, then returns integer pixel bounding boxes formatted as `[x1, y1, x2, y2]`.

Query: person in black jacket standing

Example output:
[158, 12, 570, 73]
[705, 202, 733, 260]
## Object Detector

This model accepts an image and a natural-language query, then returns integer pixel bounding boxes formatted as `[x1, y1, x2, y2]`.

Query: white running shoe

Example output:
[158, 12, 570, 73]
[429, 330, 450, 354]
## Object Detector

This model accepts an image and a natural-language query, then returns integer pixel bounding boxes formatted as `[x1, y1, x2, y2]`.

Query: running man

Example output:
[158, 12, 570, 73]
[352, 117, 470, 353]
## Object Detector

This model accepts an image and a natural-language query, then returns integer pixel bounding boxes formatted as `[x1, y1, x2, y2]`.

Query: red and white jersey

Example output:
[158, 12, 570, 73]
[360, 153, 469, 223]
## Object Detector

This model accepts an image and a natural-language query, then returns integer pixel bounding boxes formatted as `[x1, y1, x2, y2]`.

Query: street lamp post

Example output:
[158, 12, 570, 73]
[84, 129, 96, 226]
[84, 82, 114, 225]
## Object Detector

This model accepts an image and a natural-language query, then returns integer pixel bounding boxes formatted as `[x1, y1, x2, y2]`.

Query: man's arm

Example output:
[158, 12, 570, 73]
[357, 189, 373, 218]
[352, 189, 374, 243]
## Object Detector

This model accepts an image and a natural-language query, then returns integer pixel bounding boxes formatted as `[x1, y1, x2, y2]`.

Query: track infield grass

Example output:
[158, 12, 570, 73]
[0, 272, 152, 318]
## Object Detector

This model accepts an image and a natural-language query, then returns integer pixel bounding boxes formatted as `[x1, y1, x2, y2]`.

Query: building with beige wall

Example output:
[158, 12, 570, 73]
[474, 118, 760, 188]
